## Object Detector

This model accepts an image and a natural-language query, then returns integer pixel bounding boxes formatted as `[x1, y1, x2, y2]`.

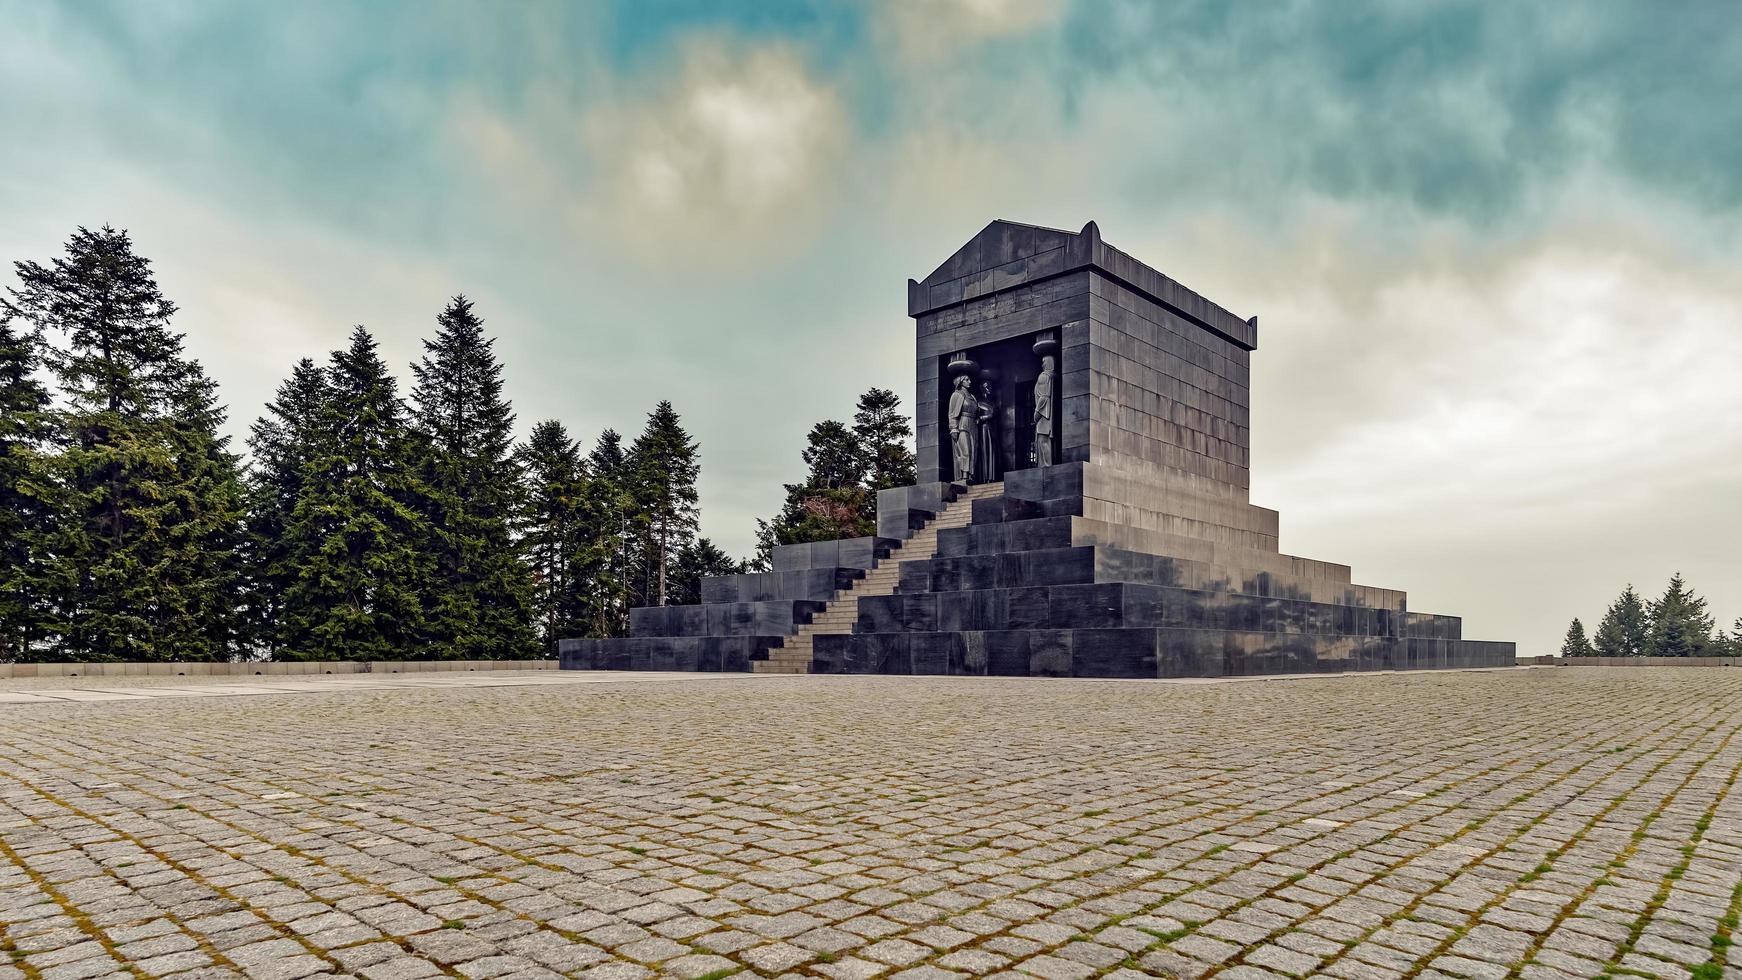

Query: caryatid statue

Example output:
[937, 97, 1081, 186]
[948, 373, 979, 484]
[1032, 353, 1055, 467]
[975, 378, 1001, 484]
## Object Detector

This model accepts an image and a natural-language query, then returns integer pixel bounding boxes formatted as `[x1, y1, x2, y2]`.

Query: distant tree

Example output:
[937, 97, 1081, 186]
[1592, 585, 1649, 658]
[671, 537, 743, 606]
[626, 402, 700, 607]
[754, 394, 915, 568]
[1721, 618, 1742, 658]
[853, 387, 915, 493]
[515, 419, 587, 650]
[5, 226, 244, 662]
[1645, 573, 1714, 658]
[0, 314, 54, 661]
[279, 326, 435, 661]
[408, 296, 534, 659]
[1558, 618, 1594, 659]
[1708, 622, 1738, 659]
[243, 358, 328, 657]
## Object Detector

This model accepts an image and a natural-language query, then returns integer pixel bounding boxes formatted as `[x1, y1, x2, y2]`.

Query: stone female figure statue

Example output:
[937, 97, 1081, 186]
[948, 373, 979, 485]
[1032, 354, 1055, 467]
[975, 379, 1000, 484]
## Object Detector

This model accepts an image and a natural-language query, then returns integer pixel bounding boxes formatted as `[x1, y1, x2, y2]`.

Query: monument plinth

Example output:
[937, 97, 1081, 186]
[560, 219, 1515, 676]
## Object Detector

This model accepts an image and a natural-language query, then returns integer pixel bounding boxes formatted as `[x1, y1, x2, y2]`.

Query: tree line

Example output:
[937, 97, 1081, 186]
[0, 225, 746, 663]
[1559, 574, 1741, 658]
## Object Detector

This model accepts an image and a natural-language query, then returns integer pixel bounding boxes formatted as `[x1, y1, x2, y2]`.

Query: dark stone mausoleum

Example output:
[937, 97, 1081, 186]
[560, 220, 1516, 677]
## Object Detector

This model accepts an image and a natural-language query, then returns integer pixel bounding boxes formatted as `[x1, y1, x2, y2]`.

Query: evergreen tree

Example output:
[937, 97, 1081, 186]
[853, 387, 915, 493]
[626, 402, 699, 607]
[1645, 572, 1714, 658]
[802, 420, 865, 490]
[1558, 618, 1594, 659]
[408, 296, 534, 659]
[0, 314, 54, 660]
[5, 226, 244, 662]
[582, 428, 632, 636]
[515, 419, 587, 651]
[243, 359, 328, 657]
[1592, 585, 1649, 658]
[1708, 622, 1738, 659]
[279, 326, 434, 660]
[1721, 618, 1742, 658]
[671, 537, 743, 606]
[752, 387, 918, 568]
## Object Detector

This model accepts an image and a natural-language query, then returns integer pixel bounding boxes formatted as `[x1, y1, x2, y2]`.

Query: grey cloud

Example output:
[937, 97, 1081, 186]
[1060, 0, 1742, 217]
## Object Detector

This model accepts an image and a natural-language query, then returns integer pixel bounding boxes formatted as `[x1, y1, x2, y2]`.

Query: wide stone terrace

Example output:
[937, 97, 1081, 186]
[2, 668, 1738, 980]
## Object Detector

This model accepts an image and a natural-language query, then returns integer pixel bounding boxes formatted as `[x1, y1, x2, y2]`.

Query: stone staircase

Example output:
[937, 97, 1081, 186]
[754, 482, 1004, 674]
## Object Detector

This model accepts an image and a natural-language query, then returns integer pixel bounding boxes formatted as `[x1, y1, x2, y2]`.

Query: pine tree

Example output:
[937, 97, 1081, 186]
[279, 326, 434, 660]
[853, 387, 915, 493]
[1645, 573, 1714, 658]
[1592, 585, 1649, 658]
[671, 537, 743, 606]
[408, 296, 534, 659]
[5, 226, 244, 662]
[0, 314, 54, 661]
[626, 402, 699, 607]
[242, 359, 328, 657]
[1558, 618, 1594, 659]
[515, 419, 587, 651]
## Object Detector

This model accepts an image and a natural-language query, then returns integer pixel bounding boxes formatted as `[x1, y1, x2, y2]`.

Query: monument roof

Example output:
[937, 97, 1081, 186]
[909, 219, 1258, 351]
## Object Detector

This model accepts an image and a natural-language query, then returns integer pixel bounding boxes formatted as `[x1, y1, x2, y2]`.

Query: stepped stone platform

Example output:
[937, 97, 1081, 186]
[560, 219, 1514, 676]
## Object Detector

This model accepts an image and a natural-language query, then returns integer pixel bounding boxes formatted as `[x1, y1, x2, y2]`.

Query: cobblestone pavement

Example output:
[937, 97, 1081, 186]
[3, 668, 1740, 980]
[0, 672, 746, 703]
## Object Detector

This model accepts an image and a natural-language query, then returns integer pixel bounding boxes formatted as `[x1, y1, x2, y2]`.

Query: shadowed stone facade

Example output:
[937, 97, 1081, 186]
[561, 220, 1515, 676]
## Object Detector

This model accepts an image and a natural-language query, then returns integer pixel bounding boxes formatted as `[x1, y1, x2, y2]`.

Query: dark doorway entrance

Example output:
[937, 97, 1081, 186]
[936, 332, 1045, 483]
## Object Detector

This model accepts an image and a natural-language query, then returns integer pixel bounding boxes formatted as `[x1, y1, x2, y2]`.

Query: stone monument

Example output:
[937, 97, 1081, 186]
[559, 219, 1516, 676]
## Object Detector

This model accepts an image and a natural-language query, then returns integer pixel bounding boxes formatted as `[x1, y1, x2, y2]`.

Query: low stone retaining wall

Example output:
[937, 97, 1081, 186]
[0, 659, 556, 678]
[1521, 655, 1738, 667]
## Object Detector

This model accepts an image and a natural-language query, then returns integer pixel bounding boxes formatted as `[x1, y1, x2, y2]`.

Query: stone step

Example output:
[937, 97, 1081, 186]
[756, 482, 1002, 674]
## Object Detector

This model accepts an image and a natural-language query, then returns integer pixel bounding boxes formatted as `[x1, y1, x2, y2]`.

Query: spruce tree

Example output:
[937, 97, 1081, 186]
[279, 326, 434, 660]
[853, 387, 915, 493]
[1645, 573, 1714, 658]
[627, 402, 699, 607]
[6, 226, 244, 662]
[1722, 618, 1742, 658]
[408, 296, 534, 659]
[1592, 585, 1649, 658]
[0, 314, 54, 661]
[515, 419, 587, 650]
[1558, 618, 1594, 659]
[582, 428, 632, 636]
[243, 359, 328, 657]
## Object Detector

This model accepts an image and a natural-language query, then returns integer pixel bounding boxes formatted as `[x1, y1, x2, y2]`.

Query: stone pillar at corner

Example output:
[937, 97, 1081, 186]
[559, 219, 1516, 677]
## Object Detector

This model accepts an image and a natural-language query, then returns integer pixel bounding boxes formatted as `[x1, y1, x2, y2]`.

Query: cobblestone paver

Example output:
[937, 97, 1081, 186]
[3, 668, 1740, 979]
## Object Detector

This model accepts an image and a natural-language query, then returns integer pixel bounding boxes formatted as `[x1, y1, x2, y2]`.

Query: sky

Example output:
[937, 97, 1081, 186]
[3, 0, 1740, 657]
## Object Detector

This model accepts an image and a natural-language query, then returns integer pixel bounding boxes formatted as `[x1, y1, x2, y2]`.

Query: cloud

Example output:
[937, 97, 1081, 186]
[1059, 0, 1742, 218]
[875, 0, 1066, 62]
[453, 37, 851, 269]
